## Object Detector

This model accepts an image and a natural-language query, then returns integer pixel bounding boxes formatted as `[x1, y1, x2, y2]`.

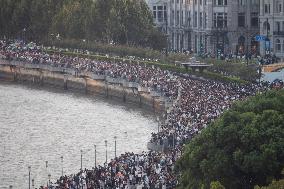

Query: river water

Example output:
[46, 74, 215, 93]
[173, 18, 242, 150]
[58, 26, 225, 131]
[0, 83, 157, 188]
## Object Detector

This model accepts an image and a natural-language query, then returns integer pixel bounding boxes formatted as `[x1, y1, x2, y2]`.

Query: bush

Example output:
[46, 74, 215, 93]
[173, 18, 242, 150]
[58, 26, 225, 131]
[176, 90, 284, 189]
[204, 58, 260, 82]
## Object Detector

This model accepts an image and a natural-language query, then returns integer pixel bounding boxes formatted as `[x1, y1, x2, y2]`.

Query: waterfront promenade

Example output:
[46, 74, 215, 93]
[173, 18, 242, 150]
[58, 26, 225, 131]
[0, 40, 269, 188]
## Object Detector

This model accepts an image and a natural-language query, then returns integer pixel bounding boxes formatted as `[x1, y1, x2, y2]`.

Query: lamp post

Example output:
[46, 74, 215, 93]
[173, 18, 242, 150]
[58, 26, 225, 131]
[80, 150, 83, 171]
[82, 39, 86, 54]
[157, 116, 160, 133]
[32, 179, 34, 189]
[28, 166, 31, 189]
[61, 156, 63, 177]
[104, 140, 108, 165]
[48, 174, 51, 187]
[23, 28, 26, 42]
[94, 145, 97, 168]
[45, 161, 48, 187]
[114, 136, 117, 158]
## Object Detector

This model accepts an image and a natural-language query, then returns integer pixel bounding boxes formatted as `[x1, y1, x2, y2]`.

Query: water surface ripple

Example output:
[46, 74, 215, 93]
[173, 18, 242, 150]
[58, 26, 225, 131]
[0, 83, 156, 188]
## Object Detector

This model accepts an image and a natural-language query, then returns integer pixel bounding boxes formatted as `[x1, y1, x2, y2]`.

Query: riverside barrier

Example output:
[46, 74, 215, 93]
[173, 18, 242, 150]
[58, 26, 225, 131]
[0, 59, 174, 114]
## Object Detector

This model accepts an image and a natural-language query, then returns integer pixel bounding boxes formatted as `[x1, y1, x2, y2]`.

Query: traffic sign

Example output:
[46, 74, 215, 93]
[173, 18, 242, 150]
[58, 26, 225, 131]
[255, 35, 266, 41]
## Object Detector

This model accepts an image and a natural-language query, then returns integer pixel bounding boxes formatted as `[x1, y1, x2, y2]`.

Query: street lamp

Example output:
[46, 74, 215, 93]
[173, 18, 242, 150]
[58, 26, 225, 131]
[94, 145, 97, 168]
[114, 136, 117, 158]
[157, 116, 160, 133]
[48, 174, 51, 187]
[80, 150, 83, 171]
[32, 179, 34, 189]
[45, 161, 48, 187]
[28, 166, 31, 189]
[104, 140, 108, 164]
[60, 156, 63, 176]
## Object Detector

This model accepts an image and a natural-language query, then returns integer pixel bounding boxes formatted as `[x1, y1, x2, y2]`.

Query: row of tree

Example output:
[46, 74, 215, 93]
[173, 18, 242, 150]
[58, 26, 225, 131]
[176, 89, 284, 189]
[0, 0, 166, 50]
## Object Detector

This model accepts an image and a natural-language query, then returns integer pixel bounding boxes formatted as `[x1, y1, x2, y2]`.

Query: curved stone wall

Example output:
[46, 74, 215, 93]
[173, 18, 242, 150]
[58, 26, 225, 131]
[0, 59, 173, 114]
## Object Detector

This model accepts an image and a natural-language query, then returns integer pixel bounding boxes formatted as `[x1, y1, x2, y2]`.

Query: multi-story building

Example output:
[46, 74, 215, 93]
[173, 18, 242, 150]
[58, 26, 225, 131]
[145, 0, 168, 32]
[146, 0, 261, 56]
[259, 0, 284, 60]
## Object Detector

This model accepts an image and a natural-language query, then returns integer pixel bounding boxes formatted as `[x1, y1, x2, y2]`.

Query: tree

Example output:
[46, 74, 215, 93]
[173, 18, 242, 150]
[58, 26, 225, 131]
[254, 179, 284, 189]
[0, 0, 166, 50]
[176, 90, 284, 189]
[210, 181, 226, 189]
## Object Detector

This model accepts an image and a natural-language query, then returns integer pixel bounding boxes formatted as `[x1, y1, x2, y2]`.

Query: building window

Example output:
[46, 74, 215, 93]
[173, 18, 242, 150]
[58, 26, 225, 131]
[239, 0, 245, 6]
[276, 1, 282, 13]
[276, 39, 281, 52]
[194, 11, 197, 27]
[264, 4, 271, 14]
[199, 13, 202, 27]
[204, 12, 207, 28]
[187, 11, 191, 27]
[276, 21, 281, 32]
[171, 10, 174, 25]
[164, 6, 167, 22]
[153, 6, 156, 19]
[251, 12, 258, 27]
[214, 12, 227, 28]
[158, 6, 163, 22]
[176, 11, 180, 26]
[181, 11, 184, 25]
[214, 0, 227, 6]
[238, 13, 245, 27]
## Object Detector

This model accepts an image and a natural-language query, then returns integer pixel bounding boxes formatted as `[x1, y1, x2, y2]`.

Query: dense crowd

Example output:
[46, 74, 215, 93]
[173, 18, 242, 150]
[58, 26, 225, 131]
[51, 150, 181, 189]
[0, 40, 274, 189]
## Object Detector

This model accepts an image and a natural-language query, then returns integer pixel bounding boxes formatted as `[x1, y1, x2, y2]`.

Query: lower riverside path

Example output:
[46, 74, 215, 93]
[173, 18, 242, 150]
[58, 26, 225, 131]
[0, 83, 157, 188]
[0, 40, 272, 188]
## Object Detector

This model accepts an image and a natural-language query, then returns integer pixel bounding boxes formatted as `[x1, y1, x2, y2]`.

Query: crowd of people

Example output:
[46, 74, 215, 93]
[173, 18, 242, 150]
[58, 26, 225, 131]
[52, 150, 180, 189]
[0, 40, 276, 189]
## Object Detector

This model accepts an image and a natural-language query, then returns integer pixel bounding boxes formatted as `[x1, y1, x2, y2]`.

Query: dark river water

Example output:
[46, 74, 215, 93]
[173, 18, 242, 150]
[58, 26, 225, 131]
[0, 83, 157, 188]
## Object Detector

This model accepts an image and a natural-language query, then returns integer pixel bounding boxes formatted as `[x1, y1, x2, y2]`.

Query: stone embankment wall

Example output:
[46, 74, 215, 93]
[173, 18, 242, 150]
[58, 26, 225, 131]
[0, 60, 173, 113]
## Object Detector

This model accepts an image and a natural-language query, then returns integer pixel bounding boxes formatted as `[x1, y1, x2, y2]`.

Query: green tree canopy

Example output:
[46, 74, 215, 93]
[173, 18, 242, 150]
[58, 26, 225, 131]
[210, 181, 226, 189]
[176, 90, 284, 189]
[254, 179, 284, 189]
[0, 0, 166, 50]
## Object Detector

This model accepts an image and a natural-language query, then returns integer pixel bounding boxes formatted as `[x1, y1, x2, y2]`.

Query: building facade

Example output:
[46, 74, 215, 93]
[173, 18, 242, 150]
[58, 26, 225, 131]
[146, 0, 260, 56]
[145, 0, 168, 32]
[259, 0, 284, 60]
